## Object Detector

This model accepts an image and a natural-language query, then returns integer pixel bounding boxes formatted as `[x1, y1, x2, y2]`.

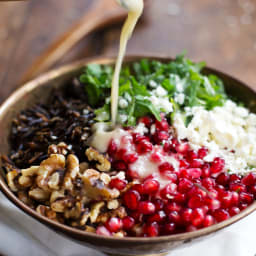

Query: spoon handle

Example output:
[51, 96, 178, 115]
[21, 0, 126, 83]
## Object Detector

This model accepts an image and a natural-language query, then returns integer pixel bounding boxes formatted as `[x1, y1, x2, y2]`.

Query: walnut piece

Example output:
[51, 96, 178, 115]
[85, 147, 111, 172]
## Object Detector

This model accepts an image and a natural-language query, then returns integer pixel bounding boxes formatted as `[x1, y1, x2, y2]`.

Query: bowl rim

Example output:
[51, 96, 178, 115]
[1, 55, 256, 244]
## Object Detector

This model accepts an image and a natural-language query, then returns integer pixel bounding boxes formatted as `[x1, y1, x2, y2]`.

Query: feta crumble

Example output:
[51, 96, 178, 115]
[173, 100, 256, 175]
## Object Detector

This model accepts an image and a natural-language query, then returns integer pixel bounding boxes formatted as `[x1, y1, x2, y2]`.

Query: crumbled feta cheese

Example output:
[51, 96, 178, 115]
[119, 98, 128, 109]
[174, 93, 185, 105]
[173, 100, 256, 175]
[149, 80, 158, 88]
[150, 124, 156, 135]
[134, 123, 148, 135]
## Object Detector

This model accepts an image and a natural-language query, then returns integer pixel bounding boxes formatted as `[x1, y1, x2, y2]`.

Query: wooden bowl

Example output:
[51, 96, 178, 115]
[1, 56, 256, 256]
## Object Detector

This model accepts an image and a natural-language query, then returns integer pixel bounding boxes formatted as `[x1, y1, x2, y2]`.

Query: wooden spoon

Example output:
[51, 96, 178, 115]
[21, 0, 127, 83]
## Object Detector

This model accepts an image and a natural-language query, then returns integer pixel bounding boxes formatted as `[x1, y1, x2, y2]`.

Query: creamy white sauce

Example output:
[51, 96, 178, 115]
[111, 0, 144, 125]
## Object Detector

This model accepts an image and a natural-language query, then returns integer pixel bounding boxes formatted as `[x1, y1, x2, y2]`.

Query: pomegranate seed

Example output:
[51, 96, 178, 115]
[188, 186, 207, 199]
[133, 133, 148, 144]
[190, 159, 203, 168]
[138, 116, 153, 127]
[123, 190, 141, 210]
[142, 179, 160, 195]
[201, 163, 211, 178]
[229, 174, 241, 183]
[248, 185, 256, 196]
[160, 183, 177, 199]
[213, 209, 230, 222]
[191, 208, 205, 227]
[132, 184, 144, 194]
[202, 177, 215, 190]
[228, 207, 240, 217]
[116, 148, 127, 159]
[210, 157, 225, 174]
[130, 211, 143, 222]
[176, 143, 189, 154]
[240, 203, 248, 210]
[155, 116, 169, 131]
[178, 178, 193, 193]
[136, 140, 153, 154]
[164, 222, 176, 234]
[122, 216, 135, 230]
[215, 184, 225, 195]
[216, 173, 230, 186]
[163, 141, 172, 152]
[239, 192, 254, 204]
[165, 202, 182, 213]
[158, 162, 175, 173]
[230, 191, 239, 206]
[221, 191, 233, 208]
[229, 183, 246, 193]
[96, 226, 112, 236]
[153, 199, 164, 211]
[179, 159, 189, 168]
[168, 211, 182, 225]
[138, 201, 156, 215]
[109, 178, 127, 191]
[241, 173, 256, 186]
[122, 153, 138, 164]
[181, 208, 193, 223]
[186, 225, 197, 232]
[126, 169, 139, 180]
[205, 197, 221, 210]
[173, 193, 187, 204]
[113, 160, 127, 171]
[187, 168, 202, 179]
[203, 215, 215, 227]
[150, 150, 162, 163]
[198, 147, 208, 159]
[153, 131, 169, 143]
[143, 222, 159, 237]
[188, 195, 203, 209]
[107, 140, 118, 156]
[186, 150, 198, 163]
[105, 217, 123, 233]
[147, 211, 166, 223]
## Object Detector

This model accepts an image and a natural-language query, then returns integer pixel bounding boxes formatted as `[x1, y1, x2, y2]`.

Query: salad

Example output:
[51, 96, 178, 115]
[3, 55, 256, 237]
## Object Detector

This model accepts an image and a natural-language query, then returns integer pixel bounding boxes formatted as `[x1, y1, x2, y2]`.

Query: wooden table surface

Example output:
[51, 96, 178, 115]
[0, 0, 256, 104]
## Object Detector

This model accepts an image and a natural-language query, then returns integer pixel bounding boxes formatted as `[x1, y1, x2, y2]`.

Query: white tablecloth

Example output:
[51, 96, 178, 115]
[0, 191, 255, 256]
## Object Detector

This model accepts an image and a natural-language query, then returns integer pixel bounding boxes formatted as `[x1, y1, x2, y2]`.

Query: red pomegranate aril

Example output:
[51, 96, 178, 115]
[186, 225, 197, 232]
[153, 199, 164, 211]
[147, 211, 166, 223]
[179, 159, 189, 168]
[191, 208, 205, 227]
[181, 208, 193, 223]
[165, 202, 182, 213]
[123, 190, 141, 210]
[107, 139, 118, 156]
[160, 183, 178, 199]
[240, 203, 248, 210]
[230, 191, 239, 206]
[122, 216, 135, 230]
[163, 172, 178, 183]
[113, 160, 127, 171]
[173, 193, 187, 204]
[229, 183, 246, 193]
[130, 211, 143, 222]
[198, 147, 208, 159]
[158, 162, 175, 173]
[210, 157, 225, 174]
[109, 178, 127, 191]
[144, 222, 159, 237]
[155, 116, 169, 132]
[220, 191, 233, 208]
[180, 168, 190, 179]
[116, 148, 127, 159]
[168, 211, 182, 224]
[133, 133, 148, 144]
[136, 140, 153, 154]
[105, 217, 123, 233]
[228, 207, 240, 217]
[150, 150, 162, 163]
[142, 179, 160, 195]
[139, 116, 153, 127]
[178, 178, 193, 193]
[126, 169, 139, 180]
[229, 174, 241, 183]
[239, 192, 254, 204]
[188, 186, 207, 199]
[122, 153, 138, 164]
[176, 143, 189, 154]
[187, 168, 202, 179]
[241, 172, 256, 186]
[216, 173, 230, 186]
[138, 201, 156, 215]
[132, 184, 144, 194]
[186, 150, 198, 163]
[154, 131, 169, 143]
[205, 197, 221, 211]
[202, 177, 215, 190]
[203, 215, 215, 227]
[215, 184, 225, 195]
[248, 185, 256, 196]
[213, 209, 230, 222]
[188, 195, 203, 209]
[190, 159, 203, 168]
[96, 226, 112, 236]
[202, 163, 211, 178]
[164, 222, 176, 234]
